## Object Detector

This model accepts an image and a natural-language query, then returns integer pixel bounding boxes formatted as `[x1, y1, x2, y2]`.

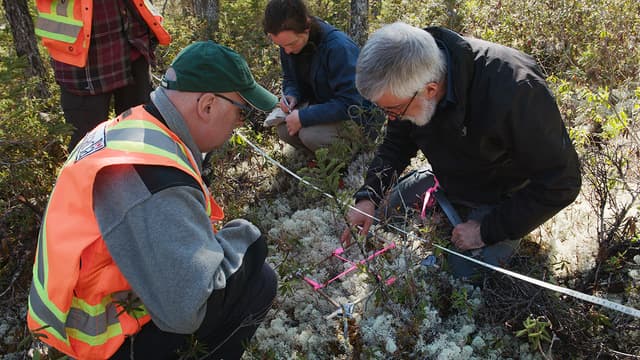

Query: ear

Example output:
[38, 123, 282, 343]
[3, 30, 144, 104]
[196, 93, 216, 122]
[423, 82, 440, 100]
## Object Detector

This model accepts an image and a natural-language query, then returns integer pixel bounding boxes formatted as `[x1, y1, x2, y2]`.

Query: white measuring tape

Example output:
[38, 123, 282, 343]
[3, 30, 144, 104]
[235, 131, 640, 318]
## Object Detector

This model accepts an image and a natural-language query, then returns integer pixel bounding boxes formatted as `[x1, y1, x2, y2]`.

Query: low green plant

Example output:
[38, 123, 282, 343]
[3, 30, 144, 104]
[604, 250, 628, 272]
[515, 315, 553, 352]
[299, 147, 346, 197]
[450, 287, 473, 317]
[587, 310, 611, 334]
[176, 334, 209, 360]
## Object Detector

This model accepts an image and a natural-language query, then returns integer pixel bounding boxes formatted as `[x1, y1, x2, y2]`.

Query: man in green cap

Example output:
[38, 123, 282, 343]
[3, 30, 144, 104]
[27, 41, 278, 360]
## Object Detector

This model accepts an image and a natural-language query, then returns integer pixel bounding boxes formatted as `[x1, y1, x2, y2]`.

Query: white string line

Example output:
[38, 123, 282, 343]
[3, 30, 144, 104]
[235, 130, 640, 318]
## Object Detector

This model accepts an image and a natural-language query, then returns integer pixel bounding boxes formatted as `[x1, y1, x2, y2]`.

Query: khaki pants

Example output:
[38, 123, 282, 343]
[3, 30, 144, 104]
[277, 121, 344, 152]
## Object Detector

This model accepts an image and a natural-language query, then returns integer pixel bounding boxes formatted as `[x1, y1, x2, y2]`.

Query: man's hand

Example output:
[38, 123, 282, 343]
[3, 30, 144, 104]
[451, 219, 485, 250]
[340, 200, 375, 246]
[285, 110, 302, 136]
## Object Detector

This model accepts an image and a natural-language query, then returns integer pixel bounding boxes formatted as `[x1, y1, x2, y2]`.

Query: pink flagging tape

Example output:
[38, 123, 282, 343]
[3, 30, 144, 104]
[421, 176, 439, 219]
[303, 276, 325, 290]
[237, 131, 640, 319]
[304, 242, 397, 291]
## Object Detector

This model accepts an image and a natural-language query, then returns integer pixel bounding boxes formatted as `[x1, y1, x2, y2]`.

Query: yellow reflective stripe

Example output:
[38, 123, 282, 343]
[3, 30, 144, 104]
[34, 220, 46, 287]
[36, 0, 83, 42]
[31, 274, 67, 324]
[33, 198, 68, 324]
[35, 26, 80, 44]
[67, 298, 121, 339]
[71, 295, 112, 316]
[35, 11, 83, 43]
[107, 119, 200, 178]
[57, 0, 74, 18]
[107, 118, 211, 217]
[36, 10, 83, 26]
[111, 119, 164, 131]
[66, 323, 122, 346]
[28, 189, 72, 344]
[28, 295, 70, 345]
[70, 293, 148, 318]
[108, 140, 198, 179]
[110, 119, 202, 177]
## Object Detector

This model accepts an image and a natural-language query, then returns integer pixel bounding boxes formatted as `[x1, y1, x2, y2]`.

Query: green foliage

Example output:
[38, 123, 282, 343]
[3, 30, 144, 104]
[450, 287, 473, 317]
[604, 250, 628, 272]
[466, 0, 639, 86]
[299, 147, 346, 198]
[202, 133, 260, 220]
[586, 310, 611, 334]
[515, 315, 553, 351]
[2, 0, 640, 358]
[550, 257, 571, 274]
[217, 0, 282, 95]
[176, 334, 209, 359]
[113, 293, 146, 319]
[297, 120, 377, 208]
[374, 0, 640, 87]
[373, 0, 459, 31]
[0, 25, 67, 304]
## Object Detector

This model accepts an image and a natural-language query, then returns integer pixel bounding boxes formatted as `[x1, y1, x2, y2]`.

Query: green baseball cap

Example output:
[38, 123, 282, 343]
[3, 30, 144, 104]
[161, 41, 277, 112]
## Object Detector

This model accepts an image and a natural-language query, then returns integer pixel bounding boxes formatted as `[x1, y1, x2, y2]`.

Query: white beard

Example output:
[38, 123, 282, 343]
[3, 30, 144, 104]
[405, 97, 437, 127]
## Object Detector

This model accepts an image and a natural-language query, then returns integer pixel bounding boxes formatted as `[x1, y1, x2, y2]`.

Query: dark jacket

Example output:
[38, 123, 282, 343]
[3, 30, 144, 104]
[358, 27, 581, 245]
[280, 18, 369, 127]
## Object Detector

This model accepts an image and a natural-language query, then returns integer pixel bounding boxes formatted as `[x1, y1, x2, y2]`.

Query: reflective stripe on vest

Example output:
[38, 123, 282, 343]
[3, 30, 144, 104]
[35, 0, 170, 67]
[28, 204, 142, 349]
[35, 0, 83, 44]
[107, 120, 198, 181]
[28, 107, 220, 358]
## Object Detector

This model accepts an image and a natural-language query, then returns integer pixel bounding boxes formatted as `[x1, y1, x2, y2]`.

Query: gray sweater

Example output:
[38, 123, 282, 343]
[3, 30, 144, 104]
[93, 87, 261, 333]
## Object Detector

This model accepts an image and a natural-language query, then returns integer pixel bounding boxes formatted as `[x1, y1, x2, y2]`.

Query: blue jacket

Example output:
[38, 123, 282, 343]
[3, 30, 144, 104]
[280, 19, 369, 127]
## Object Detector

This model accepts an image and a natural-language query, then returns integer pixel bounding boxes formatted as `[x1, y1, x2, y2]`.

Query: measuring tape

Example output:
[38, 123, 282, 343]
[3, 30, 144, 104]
[435, 245, 640, 317]
[235, 131, 640, 318]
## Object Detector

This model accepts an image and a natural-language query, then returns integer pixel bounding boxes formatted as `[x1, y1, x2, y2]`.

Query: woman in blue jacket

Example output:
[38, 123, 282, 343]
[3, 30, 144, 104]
[263, 0, 381, 152]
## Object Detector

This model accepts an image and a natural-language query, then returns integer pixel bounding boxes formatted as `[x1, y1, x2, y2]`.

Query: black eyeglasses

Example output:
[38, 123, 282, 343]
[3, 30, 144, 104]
[214, 93, 255, 119]
[378, 91, 418, 120]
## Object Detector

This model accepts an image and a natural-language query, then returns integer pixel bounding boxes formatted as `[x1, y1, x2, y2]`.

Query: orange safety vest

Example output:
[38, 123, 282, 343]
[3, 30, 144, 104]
[27, 106, 223, 360]
[34, 0, 171, 67]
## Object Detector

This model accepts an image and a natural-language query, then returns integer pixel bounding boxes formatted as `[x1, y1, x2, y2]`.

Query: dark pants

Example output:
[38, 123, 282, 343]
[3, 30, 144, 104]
[62, 57, 152, 151]
[110, 237, 277, 360]
[382, 169, 520, 279]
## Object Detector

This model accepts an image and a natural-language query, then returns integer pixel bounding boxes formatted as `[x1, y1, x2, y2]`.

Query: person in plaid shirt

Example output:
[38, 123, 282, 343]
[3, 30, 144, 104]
[37, 0, 170, 150]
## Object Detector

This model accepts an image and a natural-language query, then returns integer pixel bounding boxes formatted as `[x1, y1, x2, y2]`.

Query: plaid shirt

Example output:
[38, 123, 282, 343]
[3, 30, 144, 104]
[53, 0, 157, 95]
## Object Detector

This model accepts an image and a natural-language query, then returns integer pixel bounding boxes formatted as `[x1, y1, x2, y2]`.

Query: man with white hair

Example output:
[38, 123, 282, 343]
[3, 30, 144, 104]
[342, 23, 581, 278]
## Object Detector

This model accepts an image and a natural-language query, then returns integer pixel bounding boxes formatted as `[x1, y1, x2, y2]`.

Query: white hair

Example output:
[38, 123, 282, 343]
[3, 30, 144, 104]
[356, 22, 446, 101]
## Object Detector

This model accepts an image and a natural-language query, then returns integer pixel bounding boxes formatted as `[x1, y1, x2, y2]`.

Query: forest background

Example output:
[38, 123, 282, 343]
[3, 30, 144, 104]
[0, 0, 639, 359]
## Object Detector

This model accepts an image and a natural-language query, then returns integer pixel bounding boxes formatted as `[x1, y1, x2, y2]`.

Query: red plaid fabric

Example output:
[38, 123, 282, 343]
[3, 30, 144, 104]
[53, 0, 157, 95]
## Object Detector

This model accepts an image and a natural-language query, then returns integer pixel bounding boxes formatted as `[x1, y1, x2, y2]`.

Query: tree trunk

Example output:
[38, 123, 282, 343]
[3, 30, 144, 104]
[2, 0, 50, 98]
[349, 0, 368, 47]
[192, 0, 219, 40]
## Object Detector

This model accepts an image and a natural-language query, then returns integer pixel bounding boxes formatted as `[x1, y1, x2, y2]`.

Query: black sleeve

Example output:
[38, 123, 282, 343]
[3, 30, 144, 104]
[480, 81, 581, 244]
[133, 164, 201, 194]
[357, 120, 419, 206]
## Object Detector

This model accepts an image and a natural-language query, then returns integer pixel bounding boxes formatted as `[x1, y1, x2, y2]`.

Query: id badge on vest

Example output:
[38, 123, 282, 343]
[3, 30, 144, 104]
[75, 122, 107, 162]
